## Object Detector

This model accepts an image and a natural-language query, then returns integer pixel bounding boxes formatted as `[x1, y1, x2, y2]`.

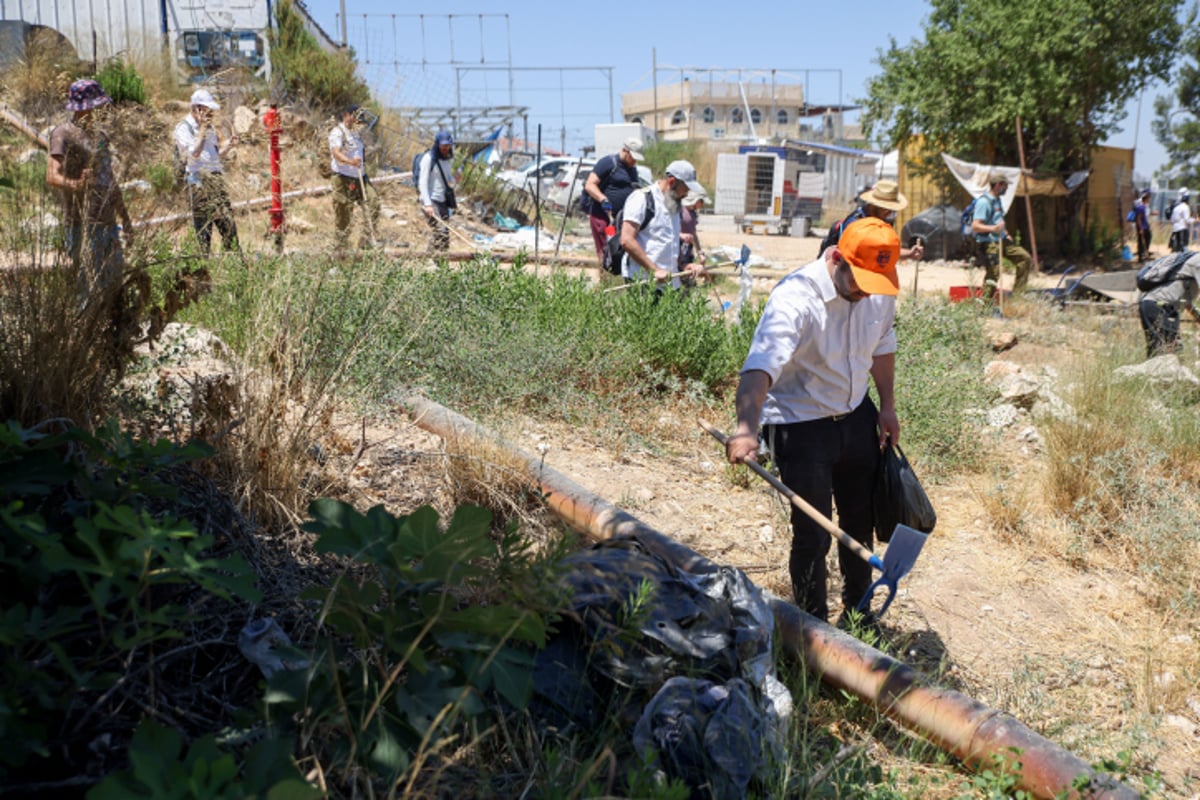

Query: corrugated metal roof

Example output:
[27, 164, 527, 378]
[783, 140, 884, 159]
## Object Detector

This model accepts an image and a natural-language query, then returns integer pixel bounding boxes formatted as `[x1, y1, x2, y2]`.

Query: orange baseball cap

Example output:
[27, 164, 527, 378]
[838, 217, 900, 296]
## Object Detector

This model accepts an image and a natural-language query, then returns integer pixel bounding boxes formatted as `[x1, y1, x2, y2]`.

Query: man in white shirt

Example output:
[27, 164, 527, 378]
[174, 88, 239, 255]
[329, 104, 381, 252]
[725, 217, 902, 630]
[1169, 188, 1192, 252]
[418, 130, 456, 252]
[619, 160, 706, 290]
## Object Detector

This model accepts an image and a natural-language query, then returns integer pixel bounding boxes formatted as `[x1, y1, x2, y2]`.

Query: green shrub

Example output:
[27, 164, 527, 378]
[95, 58, 145, 105]
[890, 296, 991, 477]
[269, 0, 370, 112]
[374, 257, 756, 421]
[142, 162, 175, 195]
[266, 498, 561, 794]
[89, 721, 317, 800]
[0, 421, 261, 782]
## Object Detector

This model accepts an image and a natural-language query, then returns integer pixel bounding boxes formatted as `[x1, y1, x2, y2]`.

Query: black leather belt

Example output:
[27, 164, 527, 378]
[827, 411, 850, 422]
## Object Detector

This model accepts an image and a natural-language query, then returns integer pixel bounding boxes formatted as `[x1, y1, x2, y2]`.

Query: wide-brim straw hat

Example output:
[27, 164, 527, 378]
[859, 179, 908, 211]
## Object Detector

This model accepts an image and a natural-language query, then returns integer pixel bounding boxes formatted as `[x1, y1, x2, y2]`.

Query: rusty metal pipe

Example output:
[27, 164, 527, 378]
[398, 392, 1139, 800]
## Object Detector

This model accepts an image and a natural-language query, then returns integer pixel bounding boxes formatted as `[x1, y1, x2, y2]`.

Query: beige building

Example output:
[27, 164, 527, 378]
[621, 80, 857, 144]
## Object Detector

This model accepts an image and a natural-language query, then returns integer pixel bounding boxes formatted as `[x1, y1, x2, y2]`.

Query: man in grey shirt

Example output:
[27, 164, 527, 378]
[1139, 252, 1200, 357]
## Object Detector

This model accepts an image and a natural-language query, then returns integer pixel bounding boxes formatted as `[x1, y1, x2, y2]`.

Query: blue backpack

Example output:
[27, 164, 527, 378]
[960, 196, 980, 234]
[411, 150, 426, 192]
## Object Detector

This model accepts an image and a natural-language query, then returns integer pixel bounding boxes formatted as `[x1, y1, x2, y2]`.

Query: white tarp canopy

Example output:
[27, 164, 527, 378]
[942, 153, 1090, 214]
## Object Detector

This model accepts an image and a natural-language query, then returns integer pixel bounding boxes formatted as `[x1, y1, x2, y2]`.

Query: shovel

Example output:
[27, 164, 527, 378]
[698, 419, 927, 618]
[604, 244, 751, 293]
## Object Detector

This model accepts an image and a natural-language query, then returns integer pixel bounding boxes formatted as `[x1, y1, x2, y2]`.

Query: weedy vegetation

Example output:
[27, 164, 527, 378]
[1, 31, 1194, 800]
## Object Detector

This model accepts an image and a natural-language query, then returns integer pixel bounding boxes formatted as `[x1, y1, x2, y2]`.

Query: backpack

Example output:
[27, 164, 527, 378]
[411, 150, 426, 193]
[1136, 251, 1192, 292]
[960, 196, 981, 235]
[172, 118, 197, 189]
[601, 189, 656, 276]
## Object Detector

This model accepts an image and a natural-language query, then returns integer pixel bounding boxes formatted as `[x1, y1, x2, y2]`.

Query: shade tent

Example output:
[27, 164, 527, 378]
[941, 153, 1090, 214]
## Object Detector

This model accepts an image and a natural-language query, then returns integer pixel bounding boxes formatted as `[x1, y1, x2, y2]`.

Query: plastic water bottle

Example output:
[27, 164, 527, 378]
[729, 263, 754, 323]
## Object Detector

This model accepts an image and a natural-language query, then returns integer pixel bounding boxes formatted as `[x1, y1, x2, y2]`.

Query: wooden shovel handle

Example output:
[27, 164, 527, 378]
[698, 419, 881, 570]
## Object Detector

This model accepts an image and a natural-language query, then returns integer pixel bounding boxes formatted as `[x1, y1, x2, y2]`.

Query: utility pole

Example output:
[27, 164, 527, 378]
[339, 0, 348, 47]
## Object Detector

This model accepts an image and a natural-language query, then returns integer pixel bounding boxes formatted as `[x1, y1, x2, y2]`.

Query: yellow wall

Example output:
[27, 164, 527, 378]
[893, 137, 1136, 256]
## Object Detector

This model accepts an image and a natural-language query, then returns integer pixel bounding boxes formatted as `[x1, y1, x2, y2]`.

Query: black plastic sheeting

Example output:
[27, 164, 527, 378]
[531, 535, 793, 799]
[902, 203, 969, 261]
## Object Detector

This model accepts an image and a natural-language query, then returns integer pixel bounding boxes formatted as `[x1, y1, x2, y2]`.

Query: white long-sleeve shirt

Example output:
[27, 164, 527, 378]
[173, 114, 222, 184]
[418, 151, 455, 205]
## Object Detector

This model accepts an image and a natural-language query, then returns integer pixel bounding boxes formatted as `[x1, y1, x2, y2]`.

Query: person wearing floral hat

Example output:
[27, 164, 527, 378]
[174, 88, 240, 255]
[45, 78, 133, 305]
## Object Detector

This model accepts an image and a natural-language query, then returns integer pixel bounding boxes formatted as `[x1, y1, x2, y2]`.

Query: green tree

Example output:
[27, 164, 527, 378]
[1151, 17, 1200, 186]
[269, 0, 370, 113]
[861, 0, 1184, 243]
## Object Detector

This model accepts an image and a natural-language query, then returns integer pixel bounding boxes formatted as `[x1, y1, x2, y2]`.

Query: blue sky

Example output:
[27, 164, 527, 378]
[301, 0, 1175, 183]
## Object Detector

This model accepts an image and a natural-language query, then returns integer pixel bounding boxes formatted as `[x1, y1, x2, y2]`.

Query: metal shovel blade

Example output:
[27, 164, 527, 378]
[858, 524, 928, 617]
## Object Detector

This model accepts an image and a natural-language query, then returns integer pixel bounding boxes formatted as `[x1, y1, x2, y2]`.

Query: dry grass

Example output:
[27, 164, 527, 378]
[0, 28, 85, 119]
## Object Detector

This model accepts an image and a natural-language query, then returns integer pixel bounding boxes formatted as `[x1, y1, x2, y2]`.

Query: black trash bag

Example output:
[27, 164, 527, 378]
[874, 442, 937, 542]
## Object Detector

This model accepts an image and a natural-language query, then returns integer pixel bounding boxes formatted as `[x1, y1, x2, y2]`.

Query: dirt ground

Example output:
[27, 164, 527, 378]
[110, 145, 1198, 796]
[309, 204, 1200, 796]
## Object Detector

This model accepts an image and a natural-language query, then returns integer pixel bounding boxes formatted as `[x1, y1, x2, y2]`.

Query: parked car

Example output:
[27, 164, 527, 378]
[547, 163, 652, 213]
[497, 157, 584, 201]
[546, 161, 596, 211]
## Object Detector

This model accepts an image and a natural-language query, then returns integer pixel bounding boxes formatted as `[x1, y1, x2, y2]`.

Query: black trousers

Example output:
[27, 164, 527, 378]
[1170, 229, 1190, 253]
[1139, 298, 1180, 357]
[1136, 225, 1152, 262]
[764, 398, 880, 621]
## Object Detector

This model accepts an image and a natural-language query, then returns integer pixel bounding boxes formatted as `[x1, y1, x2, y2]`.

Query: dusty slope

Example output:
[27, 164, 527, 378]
[112, 121, 1198, 795]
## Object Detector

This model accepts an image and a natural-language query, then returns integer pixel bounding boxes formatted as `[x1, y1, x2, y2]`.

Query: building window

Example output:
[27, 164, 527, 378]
[671, 109, 687, 125]
[702, 106, 716, 124]
[731, 107, 744, 124]
[630, 116, 643, 124]
[776, 108, 789, 125]
[750, 108, 763, 125]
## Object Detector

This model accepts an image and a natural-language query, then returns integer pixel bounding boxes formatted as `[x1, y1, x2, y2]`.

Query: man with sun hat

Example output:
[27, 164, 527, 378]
[725, 216, 902, 631]
[45, 78, 133, 303]
[820, 179, 923, 262]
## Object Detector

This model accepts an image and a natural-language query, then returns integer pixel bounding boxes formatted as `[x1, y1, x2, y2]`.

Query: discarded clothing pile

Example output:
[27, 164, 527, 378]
[532, 535, 793, 799]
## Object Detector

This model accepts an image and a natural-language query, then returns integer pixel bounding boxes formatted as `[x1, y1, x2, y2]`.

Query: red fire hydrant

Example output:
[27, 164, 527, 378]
[262, 104, 284, 253]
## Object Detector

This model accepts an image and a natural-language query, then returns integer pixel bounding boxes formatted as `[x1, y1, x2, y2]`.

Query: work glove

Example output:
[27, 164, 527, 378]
[601, 201, 613, 218]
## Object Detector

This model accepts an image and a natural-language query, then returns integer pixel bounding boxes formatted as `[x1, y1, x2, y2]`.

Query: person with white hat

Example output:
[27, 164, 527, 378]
[820, 179, 923, 262]
[174, 88, 240, 255]
[1169, 188, 1192, 253]
[583, 137, 645, 266]
[678, 188, 709, 287]
[45, 78, 133, 304]
[618, 159, 707, 291]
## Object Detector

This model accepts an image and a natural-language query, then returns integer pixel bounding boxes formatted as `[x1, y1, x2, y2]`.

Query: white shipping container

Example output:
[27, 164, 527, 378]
[714, 152, 788, 233]
[1, 0, 336, 80]
[594, 123, 655, 159]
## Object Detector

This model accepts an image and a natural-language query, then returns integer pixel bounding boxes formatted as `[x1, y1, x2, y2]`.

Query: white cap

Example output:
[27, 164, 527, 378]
[190, 89, 220, 110]
[622, 137, 645, 161]
[665, 160, 704, 194]
[1180, 187, 1190, 199]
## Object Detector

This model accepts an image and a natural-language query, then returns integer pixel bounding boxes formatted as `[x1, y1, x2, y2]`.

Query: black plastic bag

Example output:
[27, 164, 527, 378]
[874, 442, 936, 542]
